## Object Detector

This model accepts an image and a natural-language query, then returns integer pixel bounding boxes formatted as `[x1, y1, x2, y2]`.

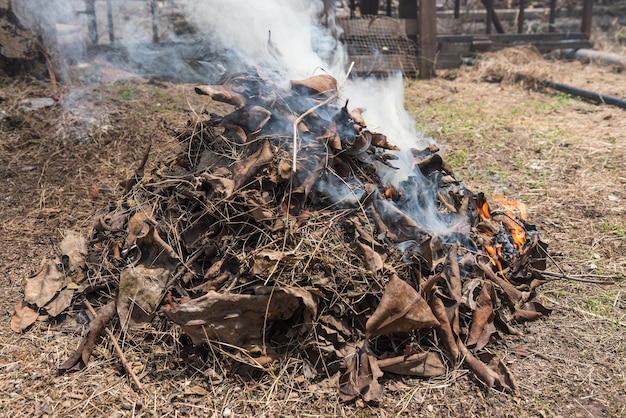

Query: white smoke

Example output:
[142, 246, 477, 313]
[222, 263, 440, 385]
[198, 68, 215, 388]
[188, 0, 345, 80]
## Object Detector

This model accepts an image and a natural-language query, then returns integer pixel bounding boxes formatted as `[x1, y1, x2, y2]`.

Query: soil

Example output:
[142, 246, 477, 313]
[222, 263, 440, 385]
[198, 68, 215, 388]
[1, 42, 625, 417]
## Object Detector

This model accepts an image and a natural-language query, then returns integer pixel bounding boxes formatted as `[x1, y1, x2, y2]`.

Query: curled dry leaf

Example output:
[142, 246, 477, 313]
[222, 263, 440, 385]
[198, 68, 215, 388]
[162, 287, 316, 348]
[24, 258, 66, 308]
[355, 241, 384, 275]
[290, 74, 338, 97]
[59, 230, 87, 282]
[10, 302, 39, 333]
[466, 282, 496, 350]
[194, 84, 246, 108]
[222, 105, 272, 134]
[58, 300, 116, 373]
[377, 351, 446, 377]
[339, 344, 384, 402]
[44, 289, 75, 318]
[117, 264, 172, 329]
[232, 140, 273, 190]
[201, 173, 235, 199]
[369, 132, 399, 151]
[366, 274, 439, 338]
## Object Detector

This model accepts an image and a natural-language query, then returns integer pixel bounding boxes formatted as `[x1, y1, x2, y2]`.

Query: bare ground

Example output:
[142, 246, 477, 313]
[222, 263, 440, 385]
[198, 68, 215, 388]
[1, 47, 625, 417]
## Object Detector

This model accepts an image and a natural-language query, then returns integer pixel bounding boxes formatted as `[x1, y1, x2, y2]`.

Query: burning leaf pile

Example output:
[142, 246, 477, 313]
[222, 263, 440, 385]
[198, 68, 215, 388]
[12, 69, 551, 400]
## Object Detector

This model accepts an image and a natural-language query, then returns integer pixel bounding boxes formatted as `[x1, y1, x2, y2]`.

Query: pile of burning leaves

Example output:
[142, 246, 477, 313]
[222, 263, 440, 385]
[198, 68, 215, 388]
[11, 69, 551, 401]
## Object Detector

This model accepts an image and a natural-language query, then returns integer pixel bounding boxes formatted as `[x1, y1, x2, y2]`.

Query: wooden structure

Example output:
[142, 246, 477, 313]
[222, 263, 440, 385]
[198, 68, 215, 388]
[402, 0, 594, 78]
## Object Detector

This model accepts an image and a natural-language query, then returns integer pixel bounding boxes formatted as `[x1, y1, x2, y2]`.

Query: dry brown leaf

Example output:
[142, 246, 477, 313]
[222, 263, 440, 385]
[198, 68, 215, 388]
[117, 265, 171, 329]
[162, 287, 315, 347]
[59, 230, 87, 282]
[223, 105, 272, 133]
[339, 345, 384, 402]
[466, 282, 495, 350]
[24, 258, 66, 308]
[58, 300, 116, 372]
[514, 301, 552, 322]
[201, 173, 235, 199]
[369, 132, 399, 151]
[377, 351, 446, 377]
[232, 140, 273, 190]
[125, 212, 150, 248]
[10, 301, 39, 332]
[251, 249, 295, 276]
[429, 293, 460, 361]
[355, 241, 384, 275]
[194, 84, 246, 108]
[290, 74, 338, 97]
[366, 274, 439, 338]
[87, 184, 99, 200]
[43, 289, 74, 317]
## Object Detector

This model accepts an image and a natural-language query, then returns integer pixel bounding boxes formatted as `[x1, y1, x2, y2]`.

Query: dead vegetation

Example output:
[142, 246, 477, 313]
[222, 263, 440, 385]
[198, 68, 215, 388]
[1, 49, 625, 417]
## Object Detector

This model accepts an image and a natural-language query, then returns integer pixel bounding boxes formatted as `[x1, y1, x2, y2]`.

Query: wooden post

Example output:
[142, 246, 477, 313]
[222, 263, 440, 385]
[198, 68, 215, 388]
[85, 0, 98, 45]
[548, 0, 557, 32]
[106, 0, 115, 44]
[518, 0, 525, 33]
[581, 0, 592, 39]
[150, 0, 158, 43]
[418, 0, 436, 79]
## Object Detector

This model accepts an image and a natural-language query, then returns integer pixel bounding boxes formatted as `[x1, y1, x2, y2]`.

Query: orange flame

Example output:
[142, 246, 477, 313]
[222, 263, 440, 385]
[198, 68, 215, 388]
[493, 195, 527, 220]
[385, 188, 394, 199]
[478, 201, 491, 222]
[492, 195, 527, 251]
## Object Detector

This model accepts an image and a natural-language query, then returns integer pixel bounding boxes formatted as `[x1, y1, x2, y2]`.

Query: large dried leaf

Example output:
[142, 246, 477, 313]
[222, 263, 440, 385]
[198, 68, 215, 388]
[466, 282, 496, 350]
[429, 293, 460, 361]
[372, 199, 429, 242]
[222, 105, 272, 134]
[201, 173, 235, 199]
[339, 344, 384, 402]
[10, 302, 39, 332]
[366, 274, 439, 338]
[290, 74, 338, 97]
[117, 265, 171, 329]
[43, 289, 75, 318]
[232, 140, 273, 190]
[514, 301, 552, 322]
[58, 301, 116, 372]
[59, 230, 87, 282]
[24, 258, 66, 308]
[456, 341, 516, 392]
[355, 241, 384, 275]
[477, 259, 528, 308]
[194, 84, 246, 108]
[369, 132, 399, 151]
[162, 287, 315, 347]
[377, 351, 446, 377]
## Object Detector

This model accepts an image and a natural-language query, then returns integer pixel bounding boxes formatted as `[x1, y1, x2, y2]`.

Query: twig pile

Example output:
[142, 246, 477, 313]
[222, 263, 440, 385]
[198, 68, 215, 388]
[12, 68, 551, 401]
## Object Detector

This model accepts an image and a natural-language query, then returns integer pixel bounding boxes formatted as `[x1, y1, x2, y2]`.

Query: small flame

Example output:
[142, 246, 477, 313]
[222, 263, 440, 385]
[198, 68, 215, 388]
[385, 188, 394, 199]
[493, 195, 527, 220]
[492, 195, 527, 251]
[478, 201, 491, 222]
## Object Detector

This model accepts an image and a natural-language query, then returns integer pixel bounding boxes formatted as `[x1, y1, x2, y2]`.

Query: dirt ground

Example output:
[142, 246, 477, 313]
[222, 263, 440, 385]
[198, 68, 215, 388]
[1, 38, 625, 417]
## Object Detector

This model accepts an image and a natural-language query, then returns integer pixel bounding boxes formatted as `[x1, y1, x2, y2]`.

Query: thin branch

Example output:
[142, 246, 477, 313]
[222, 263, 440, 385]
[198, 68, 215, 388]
[83, 300, 144, 391]
[534, 269, 617, 285]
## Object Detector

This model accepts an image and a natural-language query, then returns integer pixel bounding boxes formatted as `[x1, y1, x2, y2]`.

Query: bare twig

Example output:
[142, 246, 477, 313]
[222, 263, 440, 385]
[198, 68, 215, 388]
[83, 300, 144, 391]
[534, 269, 617, 285]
